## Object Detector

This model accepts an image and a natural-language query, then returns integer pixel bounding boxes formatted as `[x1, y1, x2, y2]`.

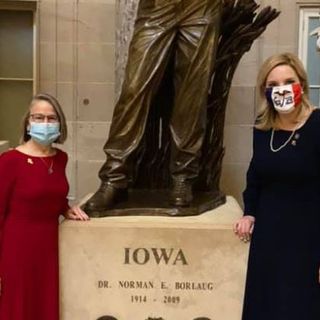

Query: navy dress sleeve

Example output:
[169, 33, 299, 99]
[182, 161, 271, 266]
[243, 128, 260, 217]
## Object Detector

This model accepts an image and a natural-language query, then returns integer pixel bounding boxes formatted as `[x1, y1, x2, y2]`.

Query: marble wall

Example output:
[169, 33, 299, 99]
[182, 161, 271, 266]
[37, 0, 116, 200]
[21, 0, 306, 205]
[221, 0, 300, 204]
[0, 141, 9, 154]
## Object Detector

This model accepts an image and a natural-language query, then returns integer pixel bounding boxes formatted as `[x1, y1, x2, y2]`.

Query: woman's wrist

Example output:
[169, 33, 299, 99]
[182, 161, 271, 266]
[243, 214, 255, 222]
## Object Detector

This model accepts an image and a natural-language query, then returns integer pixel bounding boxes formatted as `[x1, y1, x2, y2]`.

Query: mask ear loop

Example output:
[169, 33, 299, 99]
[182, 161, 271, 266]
[27, 113, 32, 133]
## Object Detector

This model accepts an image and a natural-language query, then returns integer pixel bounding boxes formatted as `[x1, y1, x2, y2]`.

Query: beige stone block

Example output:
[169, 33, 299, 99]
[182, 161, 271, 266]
[225, 86, 256, 125]
[278, 45, 296, 54]
[59, 122, 104, 203]
[58, 120, 74, 156]
[77, 82, 115, 121]
[57, 43, 74, 82]
[220, 162, 249, 209]
[278, 1, 297, 46]
[57, 3, 75, 43]
[60, 196, 249, 320]
[78, 3, 115, 43]
[57, 82, 74, 120]
[66, 156, 77, 202]
[76, 122, 110, 161]
[263, 0, 280, 10]
[76, 159, 104, 199]
[232, 41, 260, 87]
[0, 141, 9, 154]
[41, 0, 75, 3]
[60, 118, 74, 148]
[260, 44, 278, 62]
[56, 122, 77, 199]
[37, 81, 76, 121]
[224, 125, 253, 163]
[78, 43, 115, 82]
[39, 2, 56, 42]
[39, 81, 57, 96]
[51, 149, 77, 203]
[260, 44, 297, 63]
[39, 42, 56, 81]
[78, 0, 116, 3]
[258, 1, 280, 46]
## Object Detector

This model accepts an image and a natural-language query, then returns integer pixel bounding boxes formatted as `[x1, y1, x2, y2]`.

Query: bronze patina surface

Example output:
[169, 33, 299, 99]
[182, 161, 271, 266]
[87, 189, 226, 218]
[83, 0, 280, 217]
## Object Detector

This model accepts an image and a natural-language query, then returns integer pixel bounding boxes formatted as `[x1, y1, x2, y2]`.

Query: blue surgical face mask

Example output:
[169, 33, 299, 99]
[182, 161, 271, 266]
[28, 122, 61, 145]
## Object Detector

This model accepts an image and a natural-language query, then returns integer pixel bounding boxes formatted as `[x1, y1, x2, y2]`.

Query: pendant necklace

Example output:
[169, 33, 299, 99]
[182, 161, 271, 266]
[269, 123, 300, 153]
[39, 157, 54, 174]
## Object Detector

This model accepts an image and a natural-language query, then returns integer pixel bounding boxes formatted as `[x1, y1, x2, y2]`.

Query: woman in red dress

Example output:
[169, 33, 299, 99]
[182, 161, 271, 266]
[0, 93, 89, 320]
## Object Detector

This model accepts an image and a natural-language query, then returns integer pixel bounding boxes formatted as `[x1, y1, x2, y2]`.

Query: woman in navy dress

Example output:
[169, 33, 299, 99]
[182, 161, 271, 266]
[234, 52, 320, 320]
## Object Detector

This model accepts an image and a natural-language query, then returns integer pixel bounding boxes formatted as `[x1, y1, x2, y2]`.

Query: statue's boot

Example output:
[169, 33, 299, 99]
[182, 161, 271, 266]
[82, 182, 128, 217]
[169, 176, 193, 207]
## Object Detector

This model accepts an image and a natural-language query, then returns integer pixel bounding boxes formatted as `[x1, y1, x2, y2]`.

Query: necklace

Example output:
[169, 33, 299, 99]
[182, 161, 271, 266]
[39, 157, 54, 174]
[270, 110, 313, 152]
[269, 124, 299, 152]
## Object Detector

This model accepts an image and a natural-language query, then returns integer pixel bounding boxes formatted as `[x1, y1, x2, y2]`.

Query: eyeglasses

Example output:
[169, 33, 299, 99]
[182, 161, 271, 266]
[29, 113, 59, 123]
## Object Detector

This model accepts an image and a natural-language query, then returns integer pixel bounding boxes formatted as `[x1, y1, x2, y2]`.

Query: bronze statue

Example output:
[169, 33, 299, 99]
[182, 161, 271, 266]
[83, 0, 280, 217]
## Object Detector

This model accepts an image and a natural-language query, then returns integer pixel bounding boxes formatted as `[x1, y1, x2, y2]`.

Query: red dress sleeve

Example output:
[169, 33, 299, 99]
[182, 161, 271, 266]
[0, 151, 17, 227]
[60, 150, 70, 214]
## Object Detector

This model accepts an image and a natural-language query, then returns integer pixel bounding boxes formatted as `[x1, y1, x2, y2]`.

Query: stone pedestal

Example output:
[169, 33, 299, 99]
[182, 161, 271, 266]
[59, 196, 249, 320]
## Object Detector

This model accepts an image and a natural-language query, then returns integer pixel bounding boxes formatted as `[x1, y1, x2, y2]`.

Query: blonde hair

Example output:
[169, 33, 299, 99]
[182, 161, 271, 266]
[21, 93, 68, 144]
[255, 52, 313, 130]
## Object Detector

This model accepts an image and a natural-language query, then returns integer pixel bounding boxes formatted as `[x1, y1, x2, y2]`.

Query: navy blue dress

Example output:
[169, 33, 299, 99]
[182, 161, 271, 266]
[242, 109, 320, 320]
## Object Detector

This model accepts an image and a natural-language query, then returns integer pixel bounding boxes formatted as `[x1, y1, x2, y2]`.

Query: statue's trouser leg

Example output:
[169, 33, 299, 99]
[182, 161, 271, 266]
[98, 1, 180, 188]
[170, 0, 222, 182]
[99, 0, 222, 189]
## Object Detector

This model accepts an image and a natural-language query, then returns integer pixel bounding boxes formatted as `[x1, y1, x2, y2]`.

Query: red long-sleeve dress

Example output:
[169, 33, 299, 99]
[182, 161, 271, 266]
[0, 148, 69, 320]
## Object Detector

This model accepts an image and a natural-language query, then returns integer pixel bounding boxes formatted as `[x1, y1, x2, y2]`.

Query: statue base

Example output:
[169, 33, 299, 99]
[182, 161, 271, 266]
[60, 196, 248, 320]
[86, 189, 226, 217]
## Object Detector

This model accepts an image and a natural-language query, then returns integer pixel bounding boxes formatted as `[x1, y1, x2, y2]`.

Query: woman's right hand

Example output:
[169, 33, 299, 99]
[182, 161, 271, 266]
[64, 206, 90, 221]
[233, 215, 255, 243]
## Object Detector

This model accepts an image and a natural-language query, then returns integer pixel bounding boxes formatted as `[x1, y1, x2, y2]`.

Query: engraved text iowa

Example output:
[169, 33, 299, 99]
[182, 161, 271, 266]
[124, 248, 188, 265]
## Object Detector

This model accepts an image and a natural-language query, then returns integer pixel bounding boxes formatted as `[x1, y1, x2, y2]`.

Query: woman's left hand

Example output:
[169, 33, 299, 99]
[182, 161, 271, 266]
[64, 206, 90, 221]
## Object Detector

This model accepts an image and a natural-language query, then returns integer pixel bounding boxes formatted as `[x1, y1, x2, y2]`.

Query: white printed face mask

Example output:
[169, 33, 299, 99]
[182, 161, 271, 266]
[265, 83, 302, 114]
